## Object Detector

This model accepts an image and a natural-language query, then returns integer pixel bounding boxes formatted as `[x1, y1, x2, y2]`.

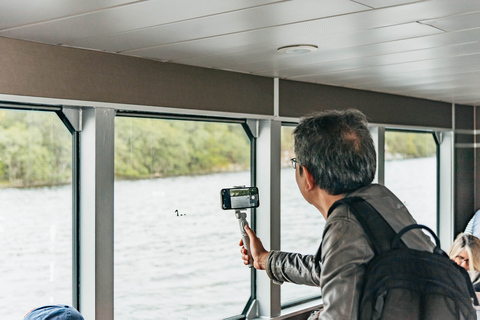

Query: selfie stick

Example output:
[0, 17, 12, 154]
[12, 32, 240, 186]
[236, 210, 253, 268]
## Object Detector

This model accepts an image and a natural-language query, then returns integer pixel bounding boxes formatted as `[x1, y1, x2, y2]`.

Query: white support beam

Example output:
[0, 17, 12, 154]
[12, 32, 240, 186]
[78, 108, 115, 320]
[61, 107, 82, 132]
[255, 119, 282, 318]
[369, 126, 385, 185]
[438, 131, 455, 251]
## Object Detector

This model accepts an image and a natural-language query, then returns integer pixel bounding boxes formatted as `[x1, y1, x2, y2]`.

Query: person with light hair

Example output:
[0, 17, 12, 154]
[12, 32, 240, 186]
[449, 233, 480, 291]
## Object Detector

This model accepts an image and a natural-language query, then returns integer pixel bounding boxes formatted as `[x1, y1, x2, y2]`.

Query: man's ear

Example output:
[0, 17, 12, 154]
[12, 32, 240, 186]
[302, 166, 316, 191]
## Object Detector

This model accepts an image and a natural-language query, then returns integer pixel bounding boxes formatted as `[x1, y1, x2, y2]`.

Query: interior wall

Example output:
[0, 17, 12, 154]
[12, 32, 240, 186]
[476, 106, 480, 217]
[1, 35, 459, 130]
[454, 104, 476, 235]
[0, 36, 273, 115]
[278, 79, 452, 129]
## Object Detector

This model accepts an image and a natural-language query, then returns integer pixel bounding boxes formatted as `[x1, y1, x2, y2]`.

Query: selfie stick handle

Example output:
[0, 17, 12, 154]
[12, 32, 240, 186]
[236, 210, 253, 268]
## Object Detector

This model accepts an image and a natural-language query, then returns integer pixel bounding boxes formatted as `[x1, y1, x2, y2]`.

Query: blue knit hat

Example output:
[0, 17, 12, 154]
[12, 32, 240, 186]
[24, 305, 84, 320]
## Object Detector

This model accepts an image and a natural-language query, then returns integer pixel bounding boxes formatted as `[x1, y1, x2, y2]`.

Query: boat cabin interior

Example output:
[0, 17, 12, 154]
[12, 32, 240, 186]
[1, 1, 480, 319]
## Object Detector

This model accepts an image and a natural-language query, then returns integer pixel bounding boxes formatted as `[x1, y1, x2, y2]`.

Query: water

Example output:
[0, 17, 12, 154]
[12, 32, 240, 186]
[0, 186, 73, 319]
[0, 157, 437, 319]
[114, 172, 252, 320]
[385, 156, 437, 231]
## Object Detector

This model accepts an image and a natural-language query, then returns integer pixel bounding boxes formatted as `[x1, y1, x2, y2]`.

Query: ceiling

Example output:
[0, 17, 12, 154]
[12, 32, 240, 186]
[2, 0, 480, 106]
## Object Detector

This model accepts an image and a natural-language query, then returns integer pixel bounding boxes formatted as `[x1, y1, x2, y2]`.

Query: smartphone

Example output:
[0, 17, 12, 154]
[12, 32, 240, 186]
[221, 186, 259, 210]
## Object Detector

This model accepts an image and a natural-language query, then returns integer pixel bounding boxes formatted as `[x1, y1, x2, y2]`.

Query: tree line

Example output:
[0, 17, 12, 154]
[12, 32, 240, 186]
[385, 131, 436, 159]
[0, 110, 72, 188]
[0, 111, 250, 188]
[0, 110, 436, 188]
[114, 117, 250, 179]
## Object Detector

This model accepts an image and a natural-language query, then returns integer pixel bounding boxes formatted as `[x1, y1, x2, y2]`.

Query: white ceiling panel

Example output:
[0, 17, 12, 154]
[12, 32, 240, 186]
[280, 41, 480, 78]
[296, 52, 480, 86]
[175, 27, 480, 73]
[338, 61, 480, 89]
[356, 0, 424, 8]
[2, 0, 480, 105]
[81, 0, 479, 55]
[64, 0, 369, 53]
[360, 71, 480, 94]
[354, 0, 424, 9]
[0, 0, 143, 30]
[399, 84, 480, 105]
[247, 25, 440, 77]
[420, 10, 480, 32]
[127, 20, 440, 66]
[0, 0, 288, 44]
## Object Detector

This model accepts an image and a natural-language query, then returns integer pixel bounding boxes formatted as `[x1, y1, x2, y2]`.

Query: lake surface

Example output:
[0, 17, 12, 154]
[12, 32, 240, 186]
[0, 157, 437, 319]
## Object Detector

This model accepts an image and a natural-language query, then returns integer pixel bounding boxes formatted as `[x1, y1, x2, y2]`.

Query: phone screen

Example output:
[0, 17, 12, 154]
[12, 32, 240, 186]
[221, 187, 259, 210]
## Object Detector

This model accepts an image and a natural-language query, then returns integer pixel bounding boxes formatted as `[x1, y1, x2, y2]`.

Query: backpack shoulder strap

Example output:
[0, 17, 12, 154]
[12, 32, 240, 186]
[329, 196, 407, 254]
[315, 196, 406, 267]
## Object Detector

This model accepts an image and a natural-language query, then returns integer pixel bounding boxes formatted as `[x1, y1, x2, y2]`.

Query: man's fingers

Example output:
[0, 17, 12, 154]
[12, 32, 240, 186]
[242, 253, 250, 265]
[244, 224, 255, 238]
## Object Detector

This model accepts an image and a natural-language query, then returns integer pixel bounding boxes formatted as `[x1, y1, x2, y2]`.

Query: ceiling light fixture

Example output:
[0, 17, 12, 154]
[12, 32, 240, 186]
[277, 44, 318, 54]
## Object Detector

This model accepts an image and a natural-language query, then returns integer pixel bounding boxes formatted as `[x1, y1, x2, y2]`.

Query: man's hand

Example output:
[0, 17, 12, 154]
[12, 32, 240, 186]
[239, 225, 269, 270]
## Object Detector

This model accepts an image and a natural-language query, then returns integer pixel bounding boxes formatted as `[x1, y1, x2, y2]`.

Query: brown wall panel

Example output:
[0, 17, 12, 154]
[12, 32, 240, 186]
[454, 105, 478, 229]
[279, 79, 452, 128]
[455, 104, 474, 130]
[476, 147, 480, 212]
[476, 106, 480, 211]
[477, 106, 480, 130]
[0, 36, 273, 115]
[455, 133, 474, 144]
[455, 147, 475, 235]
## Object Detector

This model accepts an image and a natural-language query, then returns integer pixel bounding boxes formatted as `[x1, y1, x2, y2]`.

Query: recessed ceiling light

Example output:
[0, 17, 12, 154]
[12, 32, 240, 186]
[277, 45, 318, 54]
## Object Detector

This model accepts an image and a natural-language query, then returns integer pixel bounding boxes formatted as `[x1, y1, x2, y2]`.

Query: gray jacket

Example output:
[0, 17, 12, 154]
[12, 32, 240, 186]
[266, 184, 434, 320]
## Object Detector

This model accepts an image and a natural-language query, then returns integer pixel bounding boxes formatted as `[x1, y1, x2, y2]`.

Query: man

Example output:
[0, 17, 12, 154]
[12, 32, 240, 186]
[240, 109, 433, 319]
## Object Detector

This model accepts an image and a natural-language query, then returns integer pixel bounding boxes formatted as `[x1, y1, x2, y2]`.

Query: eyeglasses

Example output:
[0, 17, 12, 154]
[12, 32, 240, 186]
[454, 255, 469, 265]
[454, 254, 470, 269]
[290, 158, 299, 169]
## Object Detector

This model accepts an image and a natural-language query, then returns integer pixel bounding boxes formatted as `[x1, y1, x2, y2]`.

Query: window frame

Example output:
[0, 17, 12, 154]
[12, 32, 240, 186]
[0, 103, 78, 314]
[113, 111, 258, 320]
[0, 101, 455, 320]
[384, 128, 439, 234]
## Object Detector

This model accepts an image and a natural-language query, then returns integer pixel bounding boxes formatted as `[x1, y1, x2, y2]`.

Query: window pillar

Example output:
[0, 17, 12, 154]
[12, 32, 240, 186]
[78, 108, 115, 320]
[438, 131, 455, 250]
[255, 119, 281, 318]
[369, 126, 385, 185]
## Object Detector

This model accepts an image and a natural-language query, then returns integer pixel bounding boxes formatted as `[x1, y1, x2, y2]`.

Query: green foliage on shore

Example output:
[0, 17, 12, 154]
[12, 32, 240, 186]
[0, 110, 250, 188]
[0, 110, 436, 188]
[385, 131, 436, 159]
[114, 117, 250, 179]
[281, 126, 295, 167]
[0, 110, 72, 188]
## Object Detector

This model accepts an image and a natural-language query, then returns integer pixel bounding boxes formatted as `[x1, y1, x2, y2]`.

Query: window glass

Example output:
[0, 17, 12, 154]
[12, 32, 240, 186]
[114, 117, 252, 320]
[280, 126, 323, 306]
[384, 130, 437, 231]
[0, 109, 73, 318]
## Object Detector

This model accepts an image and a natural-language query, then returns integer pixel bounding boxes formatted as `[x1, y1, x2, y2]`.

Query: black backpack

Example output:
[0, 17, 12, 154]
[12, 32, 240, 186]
[328, 196, 479, 320]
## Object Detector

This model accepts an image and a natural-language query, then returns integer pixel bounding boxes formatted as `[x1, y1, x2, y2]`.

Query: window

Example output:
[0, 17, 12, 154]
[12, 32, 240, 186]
[384, 130, 438, 231]
[280, 126, 323, 306]
[0, 109, 73, 318]
[114, 116, 253, 320]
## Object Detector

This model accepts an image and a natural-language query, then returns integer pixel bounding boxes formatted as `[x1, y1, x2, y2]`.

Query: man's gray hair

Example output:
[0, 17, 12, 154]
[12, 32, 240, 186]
[293, 109, 376, 195]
